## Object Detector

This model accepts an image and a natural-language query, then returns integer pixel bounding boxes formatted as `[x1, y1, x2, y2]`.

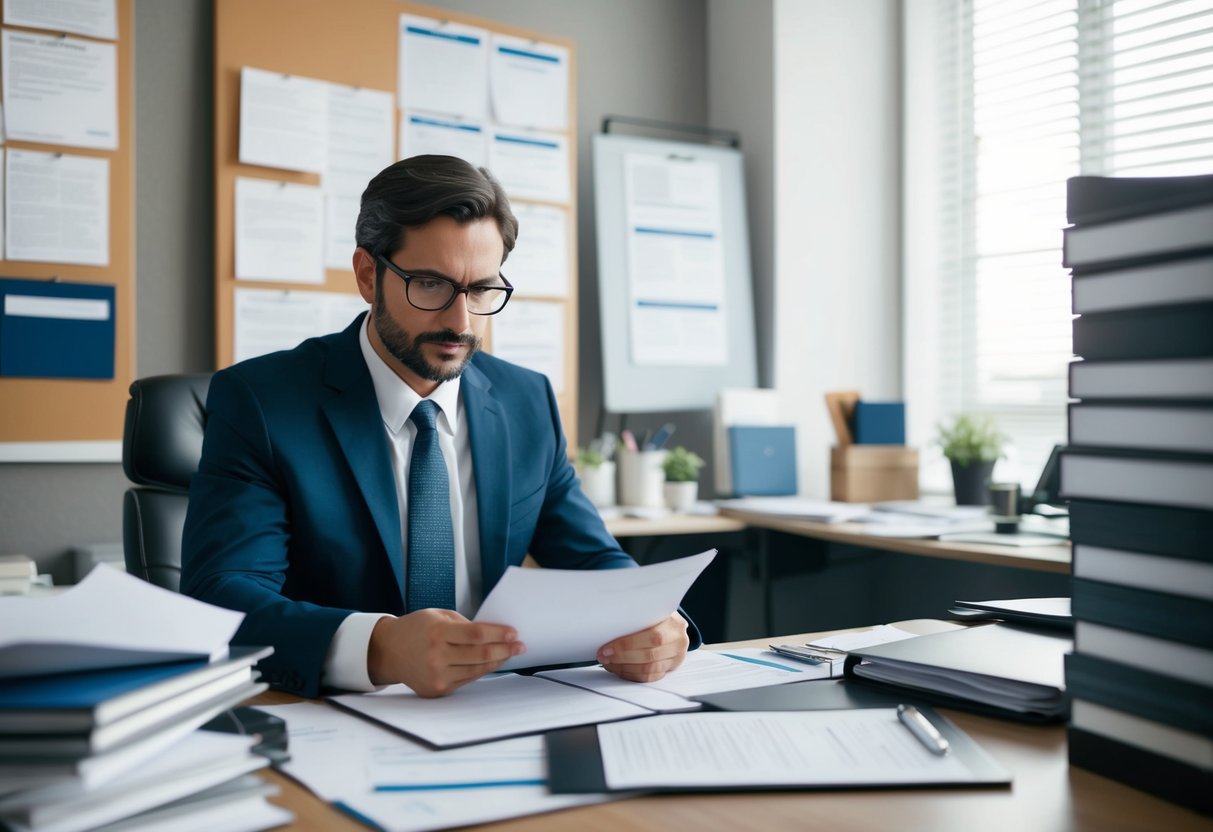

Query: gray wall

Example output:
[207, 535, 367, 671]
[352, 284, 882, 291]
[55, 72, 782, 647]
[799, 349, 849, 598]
[0, 0, 715, 581]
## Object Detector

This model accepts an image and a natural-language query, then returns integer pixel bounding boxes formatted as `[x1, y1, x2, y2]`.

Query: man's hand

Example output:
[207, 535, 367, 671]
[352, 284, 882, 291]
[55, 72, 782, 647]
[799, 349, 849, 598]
[367, 609, 525, 697]
[597, 612, 689, 683]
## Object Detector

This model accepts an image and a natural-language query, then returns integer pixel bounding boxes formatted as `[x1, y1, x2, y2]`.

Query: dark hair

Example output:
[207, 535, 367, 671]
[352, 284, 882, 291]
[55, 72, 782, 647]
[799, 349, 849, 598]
[355, 155, 518, 276]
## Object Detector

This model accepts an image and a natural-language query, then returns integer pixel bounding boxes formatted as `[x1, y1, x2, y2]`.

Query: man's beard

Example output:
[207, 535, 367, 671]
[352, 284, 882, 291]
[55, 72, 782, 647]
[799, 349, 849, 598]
[373, 304, 481, 383]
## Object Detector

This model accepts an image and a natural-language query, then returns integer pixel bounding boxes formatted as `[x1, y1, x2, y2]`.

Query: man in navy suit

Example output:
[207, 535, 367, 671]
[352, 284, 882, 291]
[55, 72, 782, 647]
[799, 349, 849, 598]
[182, 156, 696, 698]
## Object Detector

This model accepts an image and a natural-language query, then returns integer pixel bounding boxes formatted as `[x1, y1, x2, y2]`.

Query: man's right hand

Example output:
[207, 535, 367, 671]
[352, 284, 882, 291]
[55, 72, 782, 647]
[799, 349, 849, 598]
[366, 610, 525, 697]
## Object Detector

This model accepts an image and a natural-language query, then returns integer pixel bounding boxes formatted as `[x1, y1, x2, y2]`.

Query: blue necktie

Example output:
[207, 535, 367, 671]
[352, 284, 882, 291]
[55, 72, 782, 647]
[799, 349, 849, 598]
[406, 400, 455, 612]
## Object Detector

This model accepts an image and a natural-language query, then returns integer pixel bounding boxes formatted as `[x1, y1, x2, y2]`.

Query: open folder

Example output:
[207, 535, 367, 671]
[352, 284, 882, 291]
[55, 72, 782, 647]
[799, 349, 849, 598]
[546, 709, 1011, 793]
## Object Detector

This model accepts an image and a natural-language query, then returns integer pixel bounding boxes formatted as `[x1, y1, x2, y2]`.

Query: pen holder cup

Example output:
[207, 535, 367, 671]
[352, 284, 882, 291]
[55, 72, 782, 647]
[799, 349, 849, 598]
[617, 449, 668, 509]
[576, 461, 616, 508]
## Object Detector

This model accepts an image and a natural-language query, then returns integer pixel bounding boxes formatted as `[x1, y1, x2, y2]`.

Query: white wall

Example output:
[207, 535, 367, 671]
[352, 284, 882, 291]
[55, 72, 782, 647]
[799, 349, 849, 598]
[773, 0, 903, 497]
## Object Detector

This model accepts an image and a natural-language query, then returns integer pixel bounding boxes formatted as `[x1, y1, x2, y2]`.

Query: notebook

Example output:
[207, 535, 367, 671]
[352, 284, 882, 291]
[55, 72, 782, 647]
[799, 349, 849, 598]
[843, 623, 1072, 722]
[727, 425, 797, 496]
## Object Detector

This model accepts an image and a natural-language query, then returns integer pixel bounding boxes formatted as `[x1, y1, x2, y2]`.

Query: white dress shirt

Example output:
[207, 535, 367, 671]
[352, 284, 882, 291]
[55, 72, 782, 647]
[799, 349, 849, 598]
[322, 316, 483, 690]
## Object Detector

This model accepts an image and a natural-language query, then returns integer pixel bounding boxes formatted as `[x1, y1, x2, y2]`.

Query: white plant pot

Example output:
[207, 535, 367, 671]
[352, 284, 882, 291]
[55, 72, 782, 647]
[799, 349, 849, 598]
[663, 481, 698, 513]
[577, 461, 616, 508]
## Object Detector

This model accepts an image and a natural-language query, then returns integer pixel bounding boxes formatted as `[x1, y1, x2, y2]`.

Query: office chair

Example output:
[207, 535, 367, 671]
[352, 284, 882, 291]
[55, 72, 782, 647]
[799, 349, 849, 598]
[121, 373, 211, 591]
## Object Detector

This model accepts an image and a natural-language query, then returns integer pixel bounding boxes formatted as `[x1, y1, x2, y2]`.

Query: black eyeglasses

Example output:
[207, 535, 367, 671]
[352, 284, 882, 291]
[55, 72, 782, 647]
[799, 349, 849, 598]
[377, 255, 514, 316]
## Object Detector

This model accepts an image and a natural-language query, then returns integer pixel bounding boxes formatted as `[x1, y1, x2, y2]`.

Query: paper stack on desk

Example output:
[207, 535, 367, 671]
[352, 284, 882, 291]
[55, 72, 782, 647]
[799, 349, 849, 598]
[0, 566, 289, 832]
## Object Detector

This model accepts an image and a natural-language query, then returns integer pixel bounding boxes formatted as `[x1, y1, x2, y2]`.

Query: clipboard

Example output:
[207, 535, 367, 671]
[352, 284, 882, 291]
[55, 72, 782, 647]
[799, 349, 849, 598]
[545, 708, 1011, 794]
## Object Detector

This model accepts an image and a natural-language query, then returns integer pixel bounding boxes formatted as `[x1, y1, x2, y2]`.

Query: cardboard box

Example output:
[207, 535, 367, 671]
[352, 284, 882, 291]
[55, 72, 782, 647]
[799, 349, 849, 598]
[830, 445, 919, 503]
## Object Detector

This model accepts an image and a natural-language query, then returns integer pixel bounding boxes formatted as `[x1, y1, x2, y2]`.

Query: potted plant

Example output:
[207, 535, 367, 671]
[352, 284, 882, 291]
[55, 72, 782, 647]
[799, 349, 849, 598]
[574, 446, 615, 508]
[661, 446, 705, 512]
[936, 413, 1005, 505]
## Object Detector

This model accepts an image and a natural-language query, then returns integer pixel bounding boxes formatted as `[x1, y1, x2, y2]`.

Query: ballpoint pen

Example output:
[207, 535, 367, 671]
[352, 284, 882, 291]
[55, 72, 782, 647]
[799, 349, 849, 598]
[897, 704, 950, 755]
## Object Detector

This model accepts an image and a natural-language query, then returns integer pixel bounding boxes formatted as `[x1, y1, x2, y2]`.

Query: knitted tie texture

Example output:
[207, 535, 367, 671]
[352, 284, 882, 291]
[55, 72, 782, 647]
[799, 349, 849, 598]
[406, 400, 455, 612]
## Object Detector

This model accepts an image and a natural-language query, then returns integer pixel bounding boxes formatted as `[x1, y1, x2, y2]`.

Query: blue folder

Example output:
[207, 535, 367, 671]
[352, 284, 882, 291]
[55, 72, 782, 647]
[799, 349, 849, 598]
[0, 278, 116, 379]
[728, 426, 797, 496]
[853, 401, 905, 444]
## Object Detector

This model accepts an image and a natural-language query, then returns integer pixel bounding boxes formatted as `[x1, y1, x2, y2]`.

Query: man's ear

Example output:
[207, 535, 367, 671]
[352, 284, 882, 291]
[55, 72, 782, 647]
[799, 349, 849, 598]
[353, 248, 376, 305]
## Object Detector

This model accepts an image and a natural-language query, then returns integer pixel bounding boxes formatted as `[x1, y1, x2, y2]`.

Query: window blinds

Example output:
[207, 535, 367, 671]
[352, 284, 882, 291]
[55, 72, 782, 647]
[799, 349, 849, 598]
[932, 0, 1213, 487]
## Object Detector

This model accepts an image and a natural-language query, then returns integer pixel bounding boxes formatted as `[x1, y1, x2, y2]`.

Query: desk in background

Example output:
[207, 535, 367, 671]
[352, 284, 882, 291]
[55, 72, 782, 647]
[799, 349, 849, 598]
[718, 508, 1071, 634]
[251, 621, 1208, 832]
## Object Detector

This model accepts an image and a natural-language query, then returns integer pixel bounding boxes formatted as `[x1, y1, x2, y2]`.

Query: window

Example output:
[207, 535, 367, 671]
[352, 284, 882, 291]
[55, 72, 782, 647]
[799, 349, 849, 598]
[907, 0, 1213, 490]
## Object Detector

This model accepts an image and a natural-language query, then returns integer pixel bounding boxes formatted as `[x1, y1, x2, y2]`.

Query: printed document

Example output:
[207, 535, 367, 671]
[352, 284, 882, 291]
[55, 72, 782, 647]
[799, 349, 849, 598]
[234, 178, 324, 283]
[0, 565, 243, 679]
[257, 702, 610, 832]
[474, 549, 715, 671]
[5, 149, 108, 266]
[238, 67, 327, 174]
[506, 202, 569, 298]
[489, 33, 569, 130]
[2, 31, 116, 150]
[3, 0, 118, 40]
[398, 14, 488, 118]
[233, 288, 367, 363]
[598, 710, 979, 789]
[330, 673, 650, 748]
[538, 648, 817, 713]
[399, 110, 487, 167]
[488, 300, 564, 394]
[489, 129, 569, 203]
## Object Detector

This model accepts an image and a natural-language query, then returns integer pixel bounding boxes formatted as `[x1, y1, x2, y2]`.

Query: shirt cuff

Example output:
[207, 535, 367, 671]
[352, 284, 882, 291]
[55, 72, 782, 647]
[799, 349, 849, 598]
[322, 612, 394, 692]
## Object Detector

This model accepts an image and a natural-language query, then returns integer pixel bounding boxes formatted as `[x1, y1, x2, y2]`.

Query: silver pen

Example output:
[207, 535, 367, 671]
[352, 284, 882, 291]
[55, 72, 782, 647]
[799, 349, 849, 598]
[897, 704, 950, 755]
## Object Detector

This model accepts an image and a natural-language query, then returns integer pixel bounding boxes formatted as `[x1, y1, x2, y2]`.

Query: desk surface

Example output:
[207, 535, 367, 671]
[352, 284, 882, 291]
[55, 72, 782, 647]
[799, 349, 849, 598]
[603, 512, 747, 538]
[252, 622, 1207, 832]
[720, 508, 1072, 574]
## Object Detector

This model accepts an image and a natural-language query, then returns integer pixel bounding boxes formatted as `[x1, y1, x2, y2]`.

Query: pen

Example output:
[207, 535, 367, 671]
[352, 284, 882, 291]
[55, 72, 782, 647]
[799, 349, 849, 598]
[767, 644, 830, 665]
[620, 429, 639, 452]
[648, 422, 676, 450]
[897, 704, 950, 756]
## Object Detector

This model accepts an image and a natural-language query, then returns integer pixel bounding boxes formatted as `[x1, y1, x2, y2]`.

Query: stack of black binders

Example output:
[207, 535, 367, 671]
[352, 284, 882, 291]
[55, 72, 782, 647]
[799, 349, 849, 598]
[1059, 173, 1213, 815]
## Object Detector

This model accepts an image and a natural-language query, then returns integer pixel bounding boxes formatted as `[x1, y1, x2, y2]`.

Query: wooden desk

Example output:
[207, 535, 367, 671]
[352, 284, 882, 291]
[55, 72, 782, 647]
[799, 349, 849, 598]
[603, 512, 747, 539]
[718, 508, 1071, 574]
[252, 623, 1209, 832]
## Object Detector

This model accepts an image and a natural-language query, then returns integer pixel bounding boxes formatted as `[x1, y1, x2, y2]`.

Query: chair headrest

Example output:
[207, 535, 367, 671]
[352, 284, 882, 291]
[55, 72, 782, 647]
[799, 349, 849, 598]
[122, 373, 212, 490]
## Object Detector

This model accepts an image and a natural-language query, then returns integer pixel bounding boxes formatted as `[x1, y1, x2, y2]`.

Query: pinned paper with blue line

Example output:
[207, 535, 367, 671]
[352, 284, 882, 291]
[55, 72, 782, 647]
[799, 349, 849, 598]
[624, 151, 727, 366]
[0, 278, 115, 379]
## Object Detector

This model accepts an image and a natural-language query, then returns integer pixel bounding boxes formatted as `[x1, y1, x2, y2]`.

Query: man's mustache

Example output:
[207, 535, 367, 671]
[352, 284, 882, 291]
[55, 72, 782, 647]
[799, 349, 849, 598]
[414, 330, 478, 346]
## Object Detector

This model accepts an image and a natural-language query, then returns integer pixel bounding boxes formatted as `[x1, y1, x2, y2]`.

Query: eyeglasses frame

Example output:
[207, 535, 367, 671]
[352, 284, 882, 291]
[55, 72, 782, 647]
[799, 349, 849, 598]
[376, 254, 514, 316]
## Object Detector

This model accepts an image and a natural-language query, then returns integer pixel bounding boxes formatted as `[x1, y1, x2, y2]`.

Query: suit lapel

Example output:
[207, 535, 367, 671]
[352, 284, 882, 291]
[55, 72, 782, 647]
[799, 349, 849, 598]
[462, 361, 512, 593]
[320, 316, 405, 601]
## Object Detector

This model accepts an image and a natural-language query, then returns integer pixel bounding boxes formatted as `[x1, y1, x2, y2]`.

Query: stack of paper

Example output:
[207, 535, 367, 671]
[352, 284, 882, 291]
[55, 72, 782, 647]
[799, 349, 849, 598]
[0, 555, 37, 596]
[0, 566, 290, 832]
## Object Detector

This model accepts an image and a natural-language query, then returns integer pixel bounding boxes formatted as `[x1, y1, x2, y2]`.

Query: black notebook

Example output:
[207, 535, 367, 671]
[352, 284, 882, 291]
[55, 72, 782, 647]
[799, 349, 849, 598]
[843, 623, 1071, 722]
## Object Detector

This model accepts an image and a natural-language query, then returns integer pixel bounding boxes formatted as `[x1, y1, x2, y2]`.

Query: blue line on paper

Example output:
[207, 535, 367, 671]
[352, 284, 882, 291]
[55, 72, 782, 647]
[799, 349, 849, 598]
[633, 227, 715, 239]
[498, 45, 560, 63]
[333, 801, 389, 831]
[719, 653, 802, 672]
[405, 26, 480, 46]
[494, 134, 559, 149]
[375, 779, 546, 792]
[408, 115, 482, 133]
[635, 300, 719, 311]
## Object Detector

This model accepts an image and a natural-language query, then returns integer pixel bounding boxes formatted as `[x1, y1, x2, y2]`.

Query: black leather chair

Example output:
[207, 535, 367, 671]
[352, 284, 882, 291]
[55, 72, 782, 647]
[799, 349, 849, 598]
[121, 373, 211, 591]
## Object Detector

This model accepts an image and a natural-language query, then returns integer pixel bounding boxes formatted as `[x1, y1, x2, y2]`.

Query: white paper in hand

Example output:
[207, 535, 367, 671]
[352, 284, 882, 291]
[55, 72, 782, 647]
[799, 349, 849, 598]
[474, 549, 715, 670]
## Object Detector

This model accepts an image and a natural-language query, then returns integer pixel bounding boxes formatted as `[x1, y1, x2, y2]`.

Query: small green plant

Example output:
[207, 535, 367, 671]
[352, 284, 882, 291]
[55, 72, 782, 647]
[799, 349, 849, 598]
[936, 413, 1005, 468]
[575, 446, 605, 469]
[662, 446, 705, 482]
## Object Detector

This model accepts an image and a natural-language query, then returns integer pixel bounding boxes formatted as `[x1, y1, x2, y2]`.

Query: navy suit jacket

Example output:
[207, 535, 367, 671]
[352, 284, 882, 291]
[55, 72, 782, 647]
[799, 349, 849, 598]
[182, 315, 698, 696]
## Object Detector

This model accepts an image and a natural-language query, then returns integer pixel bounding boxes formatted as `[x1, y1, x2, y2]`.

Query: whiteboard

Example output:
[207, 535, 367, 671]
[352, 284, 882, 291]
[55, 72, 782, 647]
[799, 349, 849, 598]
[593, 133, 757, 413]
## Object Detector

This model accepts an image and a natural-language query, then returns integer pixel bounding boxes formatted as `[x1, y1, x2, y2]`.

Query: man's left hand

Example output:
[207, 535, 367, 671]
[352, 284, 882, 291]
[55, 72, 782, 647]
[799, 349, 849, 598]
[597, 612, 690, 683]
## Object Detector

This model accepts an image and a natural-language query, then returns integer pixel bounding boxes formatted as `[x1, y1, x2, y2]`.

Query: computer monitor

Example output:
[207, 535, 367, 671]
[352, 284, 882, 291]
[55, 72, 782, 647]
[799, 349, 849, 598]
[1025, 444, 1066, 515]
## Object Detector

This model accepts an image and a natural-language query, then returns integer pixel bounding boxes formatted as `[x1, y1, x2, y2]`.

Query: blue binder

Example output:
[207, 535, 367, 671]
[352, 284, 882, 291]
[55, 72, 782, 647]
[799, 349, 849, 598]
[728, 426, 797, 496]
